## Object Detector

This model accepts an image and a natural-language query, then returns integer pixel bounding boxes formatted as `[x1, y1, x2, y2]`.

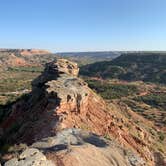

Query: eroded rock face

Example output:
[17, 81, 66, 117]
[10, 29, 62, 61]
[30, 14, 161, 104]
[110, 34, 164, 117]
[0, 59, 160, 165]
[55, 59, 79, 76]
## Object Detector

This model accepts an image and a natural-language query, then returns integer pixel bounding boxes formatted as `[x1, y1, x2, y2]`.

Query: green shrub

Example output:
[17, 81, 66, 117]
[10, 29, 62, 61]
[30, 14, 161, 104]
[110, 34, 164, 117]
[135, 93, 166, 110]
[80, 53, 166, 84]
[86, 79, 138, 99]
[158, 131, 165, 141]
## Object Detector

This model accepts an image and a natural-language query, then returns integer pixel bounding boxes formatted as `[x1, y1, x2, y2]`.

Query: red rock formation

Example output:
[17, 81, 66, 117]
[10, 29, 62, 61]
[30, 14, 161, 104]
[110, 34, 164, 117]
[20, 49, 51, 56]
[0, 59, 164, 165]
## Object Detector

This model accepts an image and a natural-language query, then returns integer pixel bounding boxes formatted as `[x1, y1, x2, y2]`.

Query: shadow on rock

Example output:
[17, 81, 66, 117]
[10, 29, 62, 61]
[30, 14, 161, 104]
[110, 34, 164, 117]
[82, 134, 108, 148]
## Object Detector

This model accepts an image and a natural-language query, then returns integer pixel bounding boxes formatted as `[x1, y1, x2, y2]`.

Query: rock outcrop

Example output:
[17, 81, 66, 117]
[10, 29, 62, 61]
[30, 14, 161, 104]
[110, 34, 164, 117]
[4, 148, 54, 166]
[0, 59, 162, 165]
[4, 129, 145, 166]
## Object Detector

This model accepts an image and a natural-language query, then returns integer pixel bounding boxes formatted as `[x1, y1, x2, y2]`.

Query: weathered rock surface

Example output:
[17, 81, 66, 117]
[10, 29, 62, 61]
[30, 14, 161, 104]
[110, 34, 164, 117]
[32, 59, 79, 88]
[0, 59, 164, 165]
[4, 129, 145, 166]
[4, 148, 54, 166]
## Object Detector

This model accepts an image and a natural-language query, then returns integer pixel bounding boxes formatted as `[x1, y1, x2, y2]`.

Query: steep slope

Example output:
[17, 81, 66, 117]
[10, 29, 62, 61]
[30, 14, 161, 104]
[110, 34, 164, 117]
[80, 52, 166, 84]
[0, 59, 165, 165]
[85, 78, 166, 130]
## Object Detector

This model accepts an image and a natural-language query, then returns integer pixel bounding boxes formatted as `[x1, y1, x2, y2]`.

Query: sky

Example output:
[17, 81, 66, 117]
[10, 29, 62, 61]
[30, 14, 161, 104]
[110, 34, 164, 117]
[0, 0, 166, 52]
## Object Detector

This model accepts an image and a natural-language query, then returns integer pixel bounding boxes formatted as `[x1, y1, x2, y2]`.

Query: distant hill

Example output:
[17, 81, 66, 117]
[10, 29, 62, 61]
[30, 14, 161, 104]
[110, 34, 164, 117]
[0, 49, 57, 69]
[57, 51, 121, 66]
[0, 50, 120, 68]
[80, 52, 166, 84]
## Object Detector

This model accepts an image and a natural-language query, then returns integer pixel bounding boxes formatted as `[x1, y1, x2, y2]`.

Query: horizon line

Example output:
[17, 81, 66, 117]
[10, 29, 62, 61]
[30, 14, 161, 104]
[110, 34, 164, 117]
[1, 47, 166, 53]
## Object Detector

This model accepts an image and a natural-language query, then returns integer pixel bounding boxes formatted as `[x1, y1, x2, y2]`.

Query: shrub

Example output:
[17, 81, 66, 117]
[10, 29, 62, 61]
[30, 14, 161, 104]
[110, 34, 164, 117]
[86, 79, 138, 100]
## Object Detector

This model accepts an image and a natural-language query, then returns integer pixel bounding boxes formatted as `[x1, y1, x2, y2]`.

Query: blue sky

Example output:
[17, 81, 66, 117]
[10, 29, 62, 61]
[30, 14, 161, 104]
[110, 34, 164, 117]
[0, 0, 166, 52]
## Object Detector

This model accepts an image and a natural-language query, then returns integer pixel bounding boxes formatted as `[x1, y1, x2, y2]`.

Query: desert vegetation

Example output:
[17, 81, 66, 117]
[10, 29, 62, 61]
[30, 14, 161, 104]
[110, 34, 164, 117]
[80, 52, 166, 84]
[86, 79, 138, 99]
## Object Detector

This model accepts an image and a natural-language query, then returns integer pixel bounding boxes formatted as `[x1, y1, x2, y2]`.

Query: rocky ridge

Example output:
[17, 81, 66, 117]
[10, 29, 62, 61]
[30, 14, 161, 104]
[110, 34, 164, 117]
[4, 129, 144, 166]
[0, 59, 165, 165]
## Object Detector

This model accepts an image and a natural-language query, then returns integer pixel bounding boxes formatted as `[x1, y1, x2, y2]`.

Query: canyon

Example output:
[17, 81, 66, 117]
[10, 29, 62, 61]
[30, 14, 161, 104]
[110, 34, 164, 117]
[0, 58, 165, 165]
